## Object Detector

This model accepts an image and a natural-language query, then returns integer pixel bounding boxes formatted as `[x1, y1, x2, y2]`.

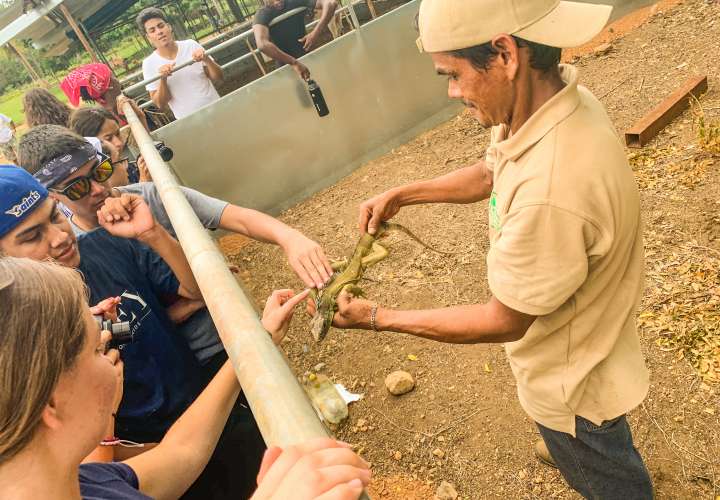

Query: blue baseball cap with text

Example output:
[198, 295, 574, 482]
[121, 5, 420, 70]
[0, 165, 49, 238]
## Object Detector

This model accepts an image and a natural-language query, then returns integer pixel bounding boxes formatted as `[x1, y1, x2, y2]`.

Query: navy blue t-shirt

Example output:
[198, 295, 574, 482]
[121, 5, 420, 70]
[80, 462, 151, 500]
[78, 229, 205, 442]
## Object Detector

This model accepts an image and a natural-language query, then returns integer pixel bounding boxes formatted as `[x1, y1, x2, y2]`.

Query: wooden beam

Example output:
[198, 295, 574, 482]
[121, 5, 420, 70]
[6, 41, 43, 83]
[365, 0, 377, 18]
[245, 38, 267, 75]
[58, 3, 98, 62]
[625, 75, 708, 148]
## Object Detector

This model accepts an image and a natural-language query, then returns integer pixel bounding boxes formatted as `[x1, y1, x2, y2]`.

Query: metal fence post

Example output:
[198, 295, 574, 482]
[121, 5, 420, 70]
[121, 104, 372, 500]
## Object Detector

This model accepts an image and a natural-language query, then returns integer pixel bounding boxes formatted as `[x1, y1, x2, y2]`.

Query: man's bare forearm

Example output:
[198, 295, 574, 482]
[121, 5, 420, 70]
[152, 79, 171, 109]
[259, 40, 297, 66]
[203, 57, 224, 84]
[373, 297, 535, 344]
[315, 0, 338, 34]
[393, 161, 494, 207]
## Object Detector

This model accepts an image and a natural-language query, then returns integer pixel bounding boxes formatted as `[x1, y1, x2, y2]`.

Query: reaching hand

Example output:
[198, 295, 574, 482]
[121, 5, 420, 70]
[291, 61, 311, 80]
[97, 193, 156, 240]
[299, 30, 321, 52]
[251, 438, 370, 500]
[159, 63, 175, 79]
[282, 232, 333, 289]
[262, 289, 311, 344]
[358, 190, 402, 235]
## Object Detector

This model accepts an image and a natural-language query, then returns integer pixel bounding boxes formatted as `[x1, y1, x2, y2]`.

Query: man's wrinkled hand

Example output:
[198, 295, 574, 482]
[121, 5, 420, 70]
[332, 290, 375, 329]
[306, 290, 375, 330]
[358, 190, 402, 235]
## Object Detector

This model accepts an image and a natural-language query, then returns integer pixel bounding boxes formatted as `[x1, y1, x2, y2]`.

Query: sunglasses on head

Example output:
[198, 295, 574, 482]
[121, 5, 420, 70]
[50, 154, 114, 201]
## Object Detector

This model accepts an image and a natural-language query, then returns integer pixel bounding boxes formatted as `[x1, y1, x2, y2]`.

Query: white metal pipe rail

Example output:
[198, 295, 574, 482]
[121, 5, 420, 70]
[121, 103, 371, 499]
[127, 2, 359, 97]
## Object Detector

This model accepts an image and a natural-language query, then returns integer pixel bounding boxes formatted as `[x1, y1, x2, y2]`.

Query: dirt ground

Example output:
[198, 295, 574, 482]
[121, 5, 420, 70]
[220, 1, 720, 498]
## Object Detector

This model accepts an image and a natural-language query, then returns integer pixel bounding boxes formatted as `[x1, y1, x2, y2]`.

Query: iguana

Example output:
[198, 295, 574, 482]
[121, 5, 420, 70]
[309, 222, 455, 342]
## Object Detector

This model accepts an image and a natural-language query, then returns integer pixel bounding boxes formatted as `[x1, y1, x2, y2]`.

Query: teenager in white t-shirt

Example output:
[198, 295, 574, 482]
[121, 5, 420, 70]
[138, 7, 223, 119]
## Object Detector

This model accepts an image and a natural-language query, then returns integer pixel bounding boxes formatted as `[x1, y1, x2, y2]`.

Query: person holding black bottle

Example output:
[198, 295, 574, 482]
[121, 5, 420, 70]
[252, 0, 338, 80]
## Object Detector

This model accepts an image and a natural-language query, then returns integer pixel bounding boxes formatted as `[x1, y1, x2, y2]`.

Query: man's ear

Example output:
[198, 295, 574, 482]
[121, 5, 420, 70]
[491, 34, 520, 81]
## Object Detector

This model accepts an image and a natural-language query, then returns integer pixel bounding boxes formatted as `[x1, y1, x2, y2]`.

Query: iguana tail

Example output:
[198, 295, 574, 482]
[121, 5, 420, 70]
[381, 222, 458, 255]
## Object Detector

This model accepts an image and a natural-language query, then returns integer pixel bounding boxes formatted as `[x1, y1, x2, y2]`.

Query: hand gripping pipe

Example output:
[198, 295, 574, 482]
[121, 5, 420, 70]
[122, 103, 371, 499]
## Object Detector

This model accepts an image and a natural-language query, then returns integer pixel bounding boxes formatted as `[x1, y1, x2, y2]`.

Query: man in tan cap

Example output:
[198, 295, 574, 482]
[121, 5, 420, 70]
[313, 0, 653, 497]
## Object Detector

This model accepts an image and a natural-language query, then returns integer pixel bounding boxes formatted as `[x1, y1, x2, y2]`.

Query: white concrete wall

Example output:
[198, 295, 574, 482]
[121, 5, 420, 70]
[154, 1, 460, 215]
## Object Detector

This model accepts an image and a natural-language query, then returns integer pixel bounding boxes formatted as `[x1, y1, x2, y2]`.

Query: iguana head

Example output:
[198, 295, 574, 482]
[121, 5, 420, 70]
[310, 298, 334, 342]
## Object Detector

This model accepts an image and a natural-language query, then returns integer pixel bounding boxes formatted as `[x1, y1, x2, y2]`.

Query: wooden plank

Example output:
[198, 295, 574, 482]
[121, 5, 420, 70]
[58, 3, 99, 63]
[625, 75, 708, 148]
[366, 0, 378, 18]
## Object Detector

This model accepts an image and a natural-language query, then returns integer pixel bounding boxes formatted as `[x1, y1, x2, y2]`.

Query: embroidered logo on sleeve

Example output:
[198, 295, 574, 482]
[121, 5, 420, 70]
[489, 190, 501, 233]
[4, 190, 41, 217]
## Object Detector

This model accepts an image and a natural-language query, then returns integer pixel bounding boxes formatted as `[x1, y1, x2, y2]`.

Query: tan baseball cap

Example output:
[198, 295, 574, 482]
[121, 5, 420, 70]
[417, 0, 613, 53]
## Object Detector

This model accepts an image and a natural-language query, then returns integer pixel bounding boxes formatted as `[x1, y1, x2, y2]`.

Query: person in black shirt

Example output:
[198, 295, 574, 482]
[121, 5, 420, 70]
[253, 0, 338, 80]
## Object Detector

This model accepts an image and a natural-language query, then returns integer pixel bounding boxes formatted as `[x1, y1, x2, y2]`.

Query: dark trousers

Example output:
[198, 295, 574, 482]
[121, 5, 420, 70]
[181, 351, 267, 500]
[537, 415, 653, 500]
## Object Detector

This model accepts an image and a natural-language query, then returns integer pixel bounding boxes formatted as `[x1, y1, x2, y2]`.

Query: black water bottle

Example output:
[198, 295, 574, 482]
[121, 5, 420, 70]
[307, 79, 329, 117]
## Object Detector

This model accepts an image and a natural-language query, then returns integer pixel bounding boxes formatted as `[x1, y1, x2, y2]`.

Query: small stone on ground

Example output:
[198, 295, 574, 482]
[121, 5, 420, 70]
[385, 370, 415, 395]
[434, 481, 458, 500]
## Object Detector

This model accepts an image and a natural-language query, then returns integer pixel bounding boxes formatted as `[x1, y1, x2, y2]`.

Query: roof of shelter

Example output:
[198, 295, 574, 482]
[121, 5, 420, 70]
[0, 0, 137, 55]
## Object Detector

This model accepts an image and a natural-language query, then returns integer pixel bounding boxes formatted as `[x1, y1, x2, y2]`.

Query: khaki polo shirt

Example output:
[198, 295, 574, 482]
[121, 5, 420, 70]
[485, 65, 649, 436]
